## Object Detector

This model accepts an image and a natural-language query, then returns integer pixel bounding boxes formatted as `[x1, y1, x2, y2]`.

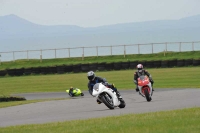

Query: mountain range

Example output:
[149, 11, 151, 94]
[0, 14, 200, 51]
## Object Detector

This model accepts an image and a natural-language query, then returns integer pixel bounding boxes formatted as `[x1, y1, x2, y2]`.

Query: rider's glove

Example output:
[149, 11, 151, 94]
[111, 83, 115, 88]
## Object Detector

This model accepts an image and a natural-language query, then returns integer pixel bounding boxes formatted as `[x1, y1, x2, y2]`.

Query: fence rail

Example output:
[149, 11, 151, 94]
[0, 41, 200, 62]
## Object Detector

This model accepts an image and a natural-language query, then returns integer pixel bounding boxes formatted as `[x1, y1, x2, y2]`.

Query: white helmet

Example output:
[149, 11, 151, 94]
[87, 71, 95, 81]
[137, 64, 143, 73]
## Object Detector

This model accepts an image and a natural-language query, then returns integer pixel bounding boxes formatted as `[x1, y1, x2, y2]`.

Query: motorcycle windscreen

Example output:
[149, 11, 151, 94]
[93, 83, 100, 90]
[138, 76, 150, 86]
[92, 83, 101, 96]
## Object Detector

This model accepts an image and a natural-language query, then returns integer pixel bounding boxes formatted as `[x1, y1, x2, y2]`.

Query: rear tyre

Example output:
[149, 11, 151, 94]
[118, 99, 126, 108]
[101, 93, 115, 109]
[81, 93, 84, 96]
[144, 89, 151, 102]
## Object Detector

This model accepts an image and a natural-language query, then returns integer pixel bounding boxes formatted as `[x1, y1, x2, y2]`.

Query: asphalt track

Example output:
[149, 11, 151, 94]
[0, 89, 200, 127]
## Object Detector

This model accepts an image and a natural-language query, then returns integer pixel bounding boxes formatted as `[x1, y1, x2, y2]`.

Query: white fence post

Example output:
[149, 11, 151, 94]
[138, 44, 140, 54]
[68, 48, 70, 58]
[40, 55, 42, 62]
[55, 49, 57, 58]
[40, 50, 42, 62]
[96, 46, 98, 57]
[124, 45, 126, 58]
[110, 46, 112, 56]
[13, 52, 15, 62]
[82, 47, 84, 60]
[27, 50, 29, 61]
[192, 42, 194, 51]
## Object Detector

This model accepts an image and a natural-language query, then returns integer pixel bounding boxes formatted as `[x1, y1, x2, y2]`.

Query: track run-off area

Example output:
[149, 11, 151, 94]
[0, 89, 200, 127]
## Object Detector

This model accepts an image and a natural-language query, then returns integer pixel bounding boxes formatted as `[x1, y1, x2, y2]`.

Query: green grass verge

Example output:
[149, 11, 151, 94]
[0, 51, 200, 70]
[0, 98, 68, 108]
[0, 107, 199, 133]
[0, 67, 200, 96]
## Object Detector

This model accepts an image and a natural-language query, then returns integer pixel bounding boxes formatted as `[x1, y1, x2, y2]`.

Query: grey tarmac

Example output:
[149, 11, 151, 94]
[0, 89, 200, 127]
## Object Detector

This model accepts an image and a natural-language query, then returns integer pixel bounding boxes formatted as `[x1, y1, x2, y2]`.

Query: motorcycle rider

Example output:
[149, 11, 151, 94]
[87, 71, 122, 104]
[69, 86, 75, 96]
[133, 64, 154, 92]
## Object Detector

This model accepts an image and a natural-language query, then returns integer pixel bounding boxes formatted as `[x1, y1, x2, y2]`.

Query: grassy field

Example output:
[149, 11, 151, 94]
[0, 52, 199, 132]
[0, 51, 199, 70]
[0, 107, 199, 133]
[0, 67, 200, 96]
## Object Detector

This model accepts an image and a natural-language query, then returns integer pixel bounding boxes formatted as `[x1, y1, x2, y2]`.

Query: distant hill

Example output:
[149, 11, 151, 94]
[0, 14, 83, 38]
[0, 14, 200, 51]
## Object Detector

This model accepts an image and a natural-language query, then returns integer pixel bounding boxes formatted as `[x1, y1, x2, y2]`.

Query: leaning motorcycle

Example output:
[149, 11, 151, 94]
[137, 75, 153, 102]
[66, 88, 84, 97]
[92, 83, 126, 109]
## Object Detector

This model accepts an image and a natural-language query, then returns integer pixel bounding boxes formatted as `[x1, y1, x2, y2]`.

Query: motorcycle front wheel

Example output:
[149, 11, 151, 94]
[144, 89, 152, 102]
[101, 93, 115, 109]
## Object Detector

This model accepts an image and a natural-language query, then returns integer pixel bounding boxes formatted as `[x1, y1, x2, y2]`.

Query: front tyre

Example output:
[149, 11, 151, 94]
[101, 93, 115, 109]
[81, 93, 84, 96]
[144, 89, 151, 102]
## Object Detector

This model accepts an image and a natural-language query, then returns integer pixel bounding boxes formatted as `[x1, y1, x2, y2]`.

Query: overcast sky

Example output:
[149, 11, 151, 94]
[1, 0, 200, 27]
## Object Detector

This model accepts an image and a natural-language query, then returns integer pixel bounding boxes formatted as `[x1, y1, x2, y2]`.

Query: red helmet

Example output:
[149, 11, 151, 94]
[137, 64, 143, 73]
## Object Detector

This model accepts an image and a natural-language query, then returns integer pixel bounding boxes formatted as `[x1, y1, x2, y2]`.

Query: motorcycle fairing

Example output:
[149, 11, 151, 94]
[137, 76, 152, 97]
[92, 83, 120, 106]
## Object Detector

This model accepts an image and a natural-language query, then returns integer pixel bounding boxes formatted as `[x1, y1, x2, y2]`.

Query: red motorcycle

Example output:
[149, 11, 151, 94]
[137, 75, 153, 102]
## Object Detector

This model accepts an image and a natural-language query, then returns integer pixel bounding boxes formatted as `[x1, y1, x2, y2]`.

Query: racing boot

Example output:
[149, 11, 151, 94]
[116, 91, 122, 99]
[97, 99, 102, 104]
[152, 85, 154, 91]
[135, 87, 139, 92]
[150, 81, 154, 91]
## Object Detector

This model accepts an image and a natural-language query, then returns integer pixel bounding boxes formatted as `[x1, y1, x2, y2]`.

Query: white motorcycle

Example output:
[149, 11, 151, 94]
[92, 83, 126, 109]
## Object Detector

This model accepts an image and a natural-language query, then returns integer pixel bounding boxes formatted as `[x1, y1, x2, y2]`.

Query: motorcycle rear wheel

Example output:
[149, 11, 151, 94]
[118, 99, 126, 108]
